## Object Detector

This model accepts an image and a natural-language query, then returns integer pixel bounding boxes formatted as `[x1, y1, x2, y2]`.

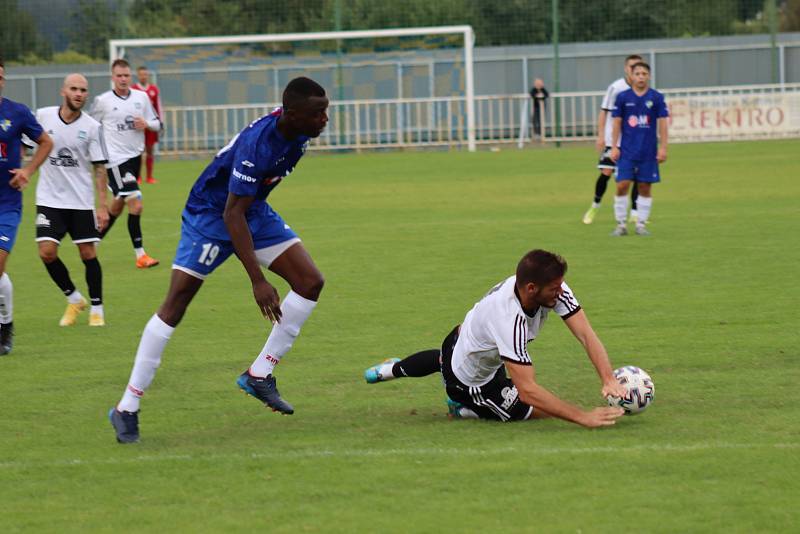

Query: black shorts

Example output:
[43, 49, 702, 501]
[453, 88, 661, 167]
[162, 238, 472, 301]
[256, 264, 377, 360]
[35, 206, 100, 244]
[440, 326, 534, 422]
[597, 146, 616, 170]
[107, 156, 141, 198]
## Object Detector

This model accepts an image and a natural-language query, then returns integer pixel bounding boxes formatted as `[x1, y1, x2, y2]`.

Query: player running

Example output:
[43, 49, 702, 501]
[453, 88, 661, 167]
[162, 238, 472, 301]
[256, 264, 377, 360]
[0, 60, 54, 355]
[582, 55, 643, 225]
[609, 62, 669, 236]
[90, 59, 160, 269]
[364, 249, 626, 428]
[109, 77, 329, 443]
[131, 66, 162, 184]
[34, 74, 110, 327]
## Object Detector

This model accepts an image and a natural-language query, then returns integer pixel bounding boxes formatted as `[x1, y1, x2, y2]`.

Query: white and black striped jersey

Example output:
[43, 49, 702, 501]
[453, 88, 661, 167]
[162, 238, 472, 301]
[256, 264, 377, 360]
[89, 89, 160, 167]
[601, 77, 631, 147]
[35, 106, 107, 210]
[451, 275, 581, 387]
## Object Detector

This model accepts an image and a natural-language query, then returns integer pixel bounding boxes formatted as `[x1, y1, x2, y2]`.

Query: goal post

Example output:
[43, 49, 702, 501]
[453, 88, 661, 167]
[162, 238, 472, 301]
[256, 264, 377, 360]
[109, 25, 476, 152]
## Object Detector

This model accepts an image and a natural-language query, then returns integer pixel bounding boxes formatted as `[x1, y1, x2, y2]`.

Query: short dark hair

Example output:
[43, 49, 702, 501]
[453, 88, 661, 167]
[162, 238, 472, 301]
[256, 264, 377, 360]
[283, 77, 326, 110]
[0, 58, 4, 69]
[625, 54, 643, 63]
[137, 66, 147, 71]
[516, 250, 568, 287]
[631, 61, 651, 73]
[111, 58, 131, 71]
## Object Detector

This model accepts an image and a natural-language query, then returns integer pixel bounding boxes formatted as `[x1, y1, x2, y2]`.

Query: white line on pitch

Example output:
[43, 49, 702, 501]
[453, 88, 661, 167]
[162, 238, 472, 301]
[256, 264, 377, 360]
[0, 442, 796, 470]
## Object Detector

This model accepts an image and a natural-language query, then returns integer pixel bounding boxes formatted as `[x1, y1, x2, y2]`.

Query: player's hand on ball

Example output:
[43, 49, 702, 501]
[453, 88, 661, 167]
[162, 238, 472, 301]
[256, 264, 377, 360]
[253, 279, 282, 323]
[602, 380, 627, 400]
[581, 407, 624, 428]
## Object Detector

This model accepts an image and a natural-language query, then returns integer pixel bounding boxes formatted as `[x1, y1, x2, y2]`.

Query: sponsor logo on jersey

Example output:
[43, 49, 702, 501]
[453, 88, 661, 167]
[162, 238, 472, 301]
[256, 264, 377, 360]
[0, 119, 11, 132]
[241, 160, 254, 168]
[36, 213, 51, 227]
[49, 148, 79, 167]
[117, 115, 137, 131]
[500, 386, 519, 410]
[232, 167, 257, 183]
[627, 115, 650, 128]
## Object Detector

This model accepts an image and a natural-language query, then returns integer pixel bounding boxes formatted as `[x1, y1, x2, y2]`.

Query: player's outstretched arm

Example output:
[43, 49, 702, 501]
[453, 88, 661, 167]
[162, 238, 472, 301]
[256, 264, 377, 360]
[504, 360, 623, 428]
[563, 310, 626, 399]
[10, 131, 53, 191]
[223, 192, 282, 323]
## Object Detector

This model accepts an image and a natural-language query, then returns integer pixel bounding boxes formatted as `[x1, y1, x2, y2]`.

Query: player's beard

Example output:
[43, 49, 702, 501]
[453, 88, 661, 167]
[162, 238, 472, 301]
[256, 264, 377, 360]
[66, 99, 83, 112]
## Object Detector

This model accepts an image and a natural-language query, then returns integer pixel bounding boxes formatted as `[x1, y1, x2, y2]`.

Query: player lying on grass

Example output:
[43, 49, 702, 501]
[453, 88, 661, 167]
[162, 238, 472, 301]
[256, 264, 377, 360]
[109, 77, 329, 443]
[364, 249, 626, 427]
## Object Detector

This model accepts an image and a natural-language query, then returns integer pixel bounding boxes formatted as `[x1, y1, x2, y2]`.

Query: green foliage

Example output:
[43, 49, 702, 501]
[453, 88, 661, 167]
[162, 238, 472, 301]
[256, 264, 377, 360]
[0, 0, 51, 63]
[0, 140, 799, 530]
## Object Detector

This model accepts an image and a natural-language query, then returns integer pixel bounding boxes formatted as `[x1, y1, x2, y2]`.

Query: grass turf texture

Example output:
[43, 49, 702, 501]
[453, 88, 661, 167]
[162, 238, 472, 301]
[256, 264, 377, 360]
[1, 140, 798, 532]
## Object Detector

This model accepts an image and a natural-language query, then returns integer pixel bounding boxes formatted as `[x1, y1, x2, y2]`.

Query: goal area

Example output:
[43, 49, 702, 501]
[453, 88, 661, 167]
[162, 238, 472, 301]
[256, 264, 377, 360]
[110, 26, 476, 154]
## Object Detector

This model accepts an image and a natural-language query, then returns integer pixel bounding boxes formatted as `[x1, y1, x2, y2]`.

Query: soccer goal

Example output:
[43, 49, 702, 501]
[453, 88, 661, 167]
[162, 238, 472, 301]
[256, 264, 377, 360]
[109, 26, 476, 155]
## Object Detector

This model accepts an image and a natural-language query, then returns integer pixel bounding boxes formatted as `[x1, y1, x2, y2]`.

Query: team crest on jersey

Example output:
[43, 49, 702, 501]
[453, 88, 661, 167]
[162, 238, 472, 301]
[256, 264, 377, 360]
[646, 100, 653, 108]
[36, 213, 51, 227]
[0, 119, 11, 132]
[78, 130, 88, 140]
[134, 102, 142, 110]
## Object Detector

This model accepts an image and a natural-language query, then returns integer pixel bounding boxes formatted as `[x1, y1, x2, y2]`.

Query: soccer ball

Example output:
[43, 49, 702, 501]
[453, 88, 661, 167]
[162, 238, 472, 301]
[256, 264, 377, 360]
[607, 366, 655, 415]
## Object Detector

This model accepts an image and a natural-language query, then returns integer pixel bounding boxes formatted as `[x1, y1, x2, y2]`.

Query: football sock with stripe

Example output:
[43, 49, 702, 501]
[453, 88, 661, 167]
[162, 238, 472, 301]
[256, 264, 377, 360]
[393, 349, 441, 378]
[118, 314, 174, 413]
[44, 258, 76, 297]
[249, 291, 317, 378]
[0, 273, 13, 324]
[83, 257, 102, 305]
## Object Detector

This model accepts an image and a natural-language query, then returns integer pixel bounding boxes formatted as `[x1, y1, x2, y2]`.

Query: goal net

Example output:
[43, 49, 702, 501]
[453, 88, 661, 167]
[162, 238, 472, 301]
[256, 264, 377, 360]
[110, 26, 476, 155]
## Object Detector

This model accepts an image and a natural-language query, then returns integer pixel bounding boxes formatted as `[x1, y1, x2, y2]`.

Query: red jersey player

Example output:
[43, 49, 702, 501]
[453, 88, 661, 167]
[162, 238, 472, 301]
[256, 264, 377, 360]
[132, 66, 162, 184]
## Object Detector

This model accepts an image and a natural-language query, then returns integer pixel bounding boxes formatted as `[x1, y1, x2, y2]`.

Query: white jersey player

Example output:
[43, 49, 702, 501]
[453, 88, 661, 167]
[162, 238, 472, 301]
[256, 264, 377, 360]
[582, 54, 643, 225]
[34, 74, 110, 326]
[364, 249, 626, 428]
[89, 58, 160, 269]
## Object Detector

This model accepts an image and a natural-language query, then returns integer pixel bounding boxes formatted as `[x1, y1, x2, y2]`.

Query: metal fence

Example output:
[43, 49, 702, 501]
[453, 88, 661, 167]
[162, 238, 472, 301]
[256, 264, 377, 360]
[156, 83, 800, 155]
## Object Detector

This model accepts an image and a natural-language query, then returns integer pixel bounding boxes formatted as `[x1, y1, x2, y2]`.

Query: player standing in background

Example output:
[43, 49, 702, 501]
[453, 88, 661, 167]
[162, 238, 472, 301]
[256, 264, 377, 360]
[90, 59, 160, 269]
[131, 66, 162, 184]
[34, 74, 109, 327]
[364, 249, 626, 428]
[0, 59, 54, 355]
[610, 62, 669, 236]
[582, 55, 643, 225]
[109, 77, 329, 443]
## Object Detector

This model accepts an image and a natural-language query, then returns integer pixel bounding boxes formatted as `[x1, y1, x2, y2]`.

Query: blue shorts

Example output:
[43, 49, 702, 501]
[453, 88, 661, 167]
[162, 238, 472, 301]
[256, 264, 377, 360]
[0, 208, 22, 253]
[615, 159, 660, 183]
[172, 211, 298, 279]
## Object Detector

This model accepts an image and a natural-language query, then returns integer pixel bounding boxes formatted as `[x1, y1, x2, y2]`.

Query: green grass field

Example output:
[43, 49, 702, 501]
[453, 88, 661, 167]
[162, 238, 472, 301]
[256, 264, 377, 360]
[1, 140, 798, 532]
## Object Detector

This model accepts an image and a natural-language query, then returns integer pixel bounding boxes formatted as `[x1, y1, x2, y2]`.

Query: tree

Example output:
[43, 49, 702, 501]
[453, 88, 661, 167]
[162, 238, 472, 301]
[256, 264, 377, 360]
[0, 0, 51, 63]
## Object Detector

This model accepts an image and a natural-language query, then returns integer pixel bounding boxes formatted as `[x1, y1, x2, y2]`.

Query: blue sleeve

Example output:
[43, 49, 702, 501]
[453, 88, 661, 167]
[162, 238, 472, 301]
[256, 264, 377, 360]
[656, 93, 669, 118]
[611, 93, 624, 118]
[20, 106, 44, 141]
[227, 135, 267, 197]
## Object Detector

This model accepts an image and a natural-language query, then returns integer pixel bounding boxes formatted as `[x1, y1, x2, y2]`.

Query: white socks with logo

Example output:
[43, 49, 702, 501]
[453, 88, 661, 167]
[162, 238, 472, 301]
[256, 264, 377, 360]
[0, 273, 12, 324]
[614, 195, 629, 225]
[117, 314, 174, 413]
[249, 291, 317, 378]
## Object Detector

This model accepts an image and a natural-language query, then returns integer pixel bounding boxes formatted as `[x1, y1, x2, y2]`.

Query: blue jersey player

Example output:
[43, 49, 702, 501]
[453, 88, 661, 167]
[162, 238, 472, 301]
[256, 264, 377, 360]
[0, 60, 54, 355]
[110, 77, 329, 443]
[610, 62, 669, 236]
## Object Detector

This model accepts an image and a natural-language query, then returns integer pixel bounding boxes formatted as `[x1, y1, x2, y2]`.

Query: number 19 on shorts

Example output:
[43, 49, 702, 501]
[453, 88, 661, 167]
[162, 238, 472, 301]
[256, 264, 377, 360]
[198, 243, 219, 266]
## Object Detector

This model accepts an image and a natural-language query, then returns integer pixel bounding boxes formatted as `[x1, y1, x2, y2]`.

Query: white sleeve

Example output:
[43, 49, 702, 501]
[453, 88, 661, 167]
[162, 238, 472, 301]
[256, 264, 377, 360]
[89, 96, 103, 122]
[555, 282, 581, 319]
[142, 96, 161, 131]
[88, 123, 108, 163]
[601, 83, 616, 111]
[489, 312, 532, 365]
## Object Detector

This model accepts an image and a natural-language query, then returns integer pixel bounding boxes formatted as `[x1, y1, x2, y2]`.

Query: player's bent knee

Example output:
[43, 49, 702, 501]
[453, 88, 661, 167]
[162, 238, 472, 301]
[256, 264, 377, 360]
[296, 272, 324, 301]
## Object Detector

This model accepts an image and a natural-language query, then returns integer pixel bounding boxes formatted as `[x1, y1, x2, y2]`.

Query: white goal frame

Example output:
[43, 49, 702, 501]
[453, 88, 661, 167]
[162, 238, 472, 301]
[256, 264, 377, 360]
[109, 25, 476, 151]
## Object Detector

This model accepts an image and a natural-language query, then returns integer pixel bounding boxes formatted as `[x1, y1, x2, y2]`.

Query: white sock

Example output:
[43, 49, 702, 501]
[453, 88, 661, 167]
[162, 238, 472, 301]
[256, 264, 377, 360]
[90, 304, 104, 316]
[378, 362, 397, 380]
[134, 247, 146, 259]
[67, 290, 85, 305]
[117, 314, 175, 413]
[636, 196, 652, 225]
[614, 195, 629, 225]
[0, 273, 13, 324]
[592, 201, 601, 209]
[249, 291, 317, 377]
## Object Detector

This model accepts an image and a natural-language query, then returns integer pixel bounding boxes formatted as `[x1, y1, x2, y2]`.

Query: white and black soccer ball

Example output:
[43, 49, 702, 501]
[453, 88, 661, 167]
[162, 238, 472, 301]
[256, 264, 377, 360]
[607, 366, 655, 415]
